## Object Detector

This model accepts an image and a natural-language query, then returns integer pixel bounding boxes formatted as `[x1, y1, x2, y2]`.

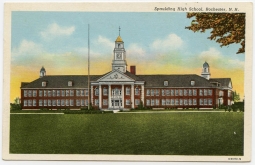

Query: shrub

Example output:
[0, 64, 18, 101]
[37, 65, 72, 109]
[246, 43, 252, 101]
[10, 103, 22, 111]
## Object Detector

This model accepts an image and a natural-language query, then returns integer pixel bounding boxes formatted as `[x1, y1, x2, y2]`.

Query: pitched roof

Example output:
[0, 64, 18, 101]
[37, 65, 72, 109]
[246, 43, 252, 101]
[209, 78, 232, 88]
[137, 74, 216, 87]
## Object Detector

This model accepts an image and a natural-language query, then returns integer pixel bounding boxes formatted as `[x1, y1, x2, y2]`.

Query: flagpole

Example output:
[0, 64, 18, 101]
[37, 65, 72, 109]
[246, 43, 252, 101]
[88, 24, 90, 110]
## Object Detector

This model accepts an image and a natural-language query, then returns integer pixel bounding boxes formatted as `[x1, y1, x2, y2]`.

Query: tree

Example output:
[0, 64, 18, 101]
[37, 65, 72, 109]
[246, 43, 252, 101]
[185, 13, 245, 54]
[232, 90, 240, 102]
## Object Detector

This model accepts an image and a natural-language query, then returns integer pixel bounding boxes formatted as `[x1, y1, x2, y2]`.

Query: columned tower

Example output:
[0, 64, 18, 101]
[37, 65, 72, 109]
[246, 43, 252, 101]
[201, 61, 210, 80]
[40, 66, 46, 78]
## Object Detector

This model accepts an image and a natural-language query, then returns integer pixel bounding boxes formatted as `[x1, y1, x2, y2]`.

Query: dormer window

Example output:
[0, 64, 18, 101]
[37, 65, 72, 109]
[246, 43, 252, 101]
[164, 80, 168, 86]
[68, 81, 73, 87]
[191, 80, 195, 86]
[42, 81, 46, 87]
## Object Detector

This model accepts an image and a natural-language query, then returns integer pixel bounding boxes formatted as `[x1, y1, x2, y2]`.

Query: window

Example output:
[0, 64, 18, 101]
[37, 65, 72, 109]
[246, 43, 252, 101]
[76, 99, 80, 106]
[85, 89, 88, 96]
[166, 89, 170, 96]
[199, 89, 203, 96]
[179, 89, 183, 96]
[151, 99, 155, 106]
[180, 99, 183, 105]
[76, 90, 80, 96]
[135, 99, 140, 105]
[61, 90, 65, 97]
[156, 99, 159, 105]
[171, 99, 174, 105]
[193, 89, 197, 96]
[52, 100, 56, 106]
[33, 90, 37, 97]
[48, 90, 51, 97]
[191, 80, 195, 86]
[44, 90, 47, 97]
[44, 100, 47, 106]
[162, 99, 166, 105]
[103, 88, 108, 95]
[81, 100, 85, 106]
[204, 89, 208, 96]
[66, 99, 69, 106]
[42, 81, 46, 87]
[208, 89, 212, 96]
[70, 99, 74, 106]
[28, 100, 32, 106]
[200, 99, 203, 105]
[48, 100, 51, 106]
[219, 91, 224, 97]
[175, 99, 179, 105]
[85, 99, 88, 106]
[70, 90, 74, 96]
[28, 90, 32, 97]
[184, 99, 188, 105]
[171, 89, 174, 96]
[39, 100, 43, 106]
[208, 99, 212, 105]
[103, 99, 108, 105]
[24, 90, 28, 97]
[228, 91, 231, 97]
[95, 99, 99, 106]
[126, 99, 130, 105]
[166, 99, 170, 105]
[146, 99, 150, 106]
[175, 89, 179, 96]
[156, 89, 159, 96]
[68, 81, 73, 87]
[189, 99, 192, 105]
[61, 99, 65, 106]
[57, 90, 60, 96]
[81, 90, 85, 96]
[33, 99, 36, 106]
[24, 100, 27, 106]
[126, 87, 130, 95]
[161, 89, 165, 96]
[164, 80, 168, 86]
[57, 99, 60, 106]
[52, 90, 56, 97]
[189, 89, 192, 96]
[66, 90, 69, 96]
[151, 89, 154, 96]
[184, 89, 188, 96]
[204, 99, 207, 105]
[193, 99, 197, 105]
[95, 88, 99, 96]
[146, 89, 150, 96]
[135, 88, 140, 95]
[39, 90, 43, 97]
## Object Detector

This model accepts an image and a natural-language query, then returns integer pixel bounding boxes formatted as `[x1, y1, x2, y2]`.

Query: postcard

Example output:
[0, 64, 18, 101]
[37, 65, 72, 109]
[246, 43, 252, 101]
[2, 2, 253, 162]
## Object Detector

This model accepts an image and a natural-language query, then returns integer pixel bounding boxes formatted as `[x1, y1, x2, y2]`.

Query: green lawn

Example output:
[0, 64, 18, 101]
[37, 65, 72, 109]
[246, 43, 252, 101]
[10, 112, 244, 155]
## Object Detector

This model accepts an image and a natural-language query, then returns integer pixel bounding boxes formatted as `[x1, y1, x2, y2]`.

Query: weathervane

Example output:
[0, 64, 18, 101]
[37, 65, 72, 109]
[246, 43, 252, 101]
[119, 26, 121, 36]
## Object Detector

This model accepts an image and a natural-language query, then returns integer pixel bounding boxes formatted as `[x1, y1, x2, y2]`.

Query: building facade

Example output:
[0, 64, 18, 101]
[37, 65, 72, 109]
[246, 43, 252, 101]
[20, 35, 233, 110]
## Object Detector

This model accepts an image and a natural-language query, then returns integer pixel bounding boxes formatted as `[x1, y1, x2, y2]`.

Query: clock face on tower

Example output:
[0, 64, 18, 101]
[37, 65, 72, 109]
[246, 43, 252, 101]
[116, 53, 122, 60]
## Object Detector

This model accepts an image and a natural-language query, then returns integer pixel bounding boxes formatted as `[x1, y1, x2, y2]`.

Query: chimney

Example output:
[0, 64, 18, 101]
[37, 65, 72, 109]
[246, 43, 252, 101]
[130, 66, 136, 75]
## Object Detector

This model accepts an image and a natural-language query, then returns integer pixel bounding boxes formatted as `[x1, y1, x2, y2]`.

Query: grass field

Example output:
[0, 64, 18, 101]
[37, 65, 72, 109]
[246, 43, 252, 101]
[10, 112, 244, 155]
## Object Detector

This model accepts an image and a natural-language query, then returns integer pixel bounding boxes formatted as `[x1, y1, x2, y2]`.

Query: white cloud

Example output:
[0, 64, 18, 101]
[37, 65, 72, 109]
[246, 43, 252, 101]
[12, 40, 43, 57]
[40, 23, 75, 40]
[150, 33, 183, 52]
[127, 43, 146, 57]
[198, 47, 221, 61]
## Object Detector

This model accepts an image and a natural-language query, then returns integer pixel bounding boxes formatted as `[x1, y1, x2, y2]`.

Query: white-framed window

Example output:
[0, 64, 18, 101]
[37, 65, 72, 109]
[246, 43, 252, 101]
[135, 99, 140, 105]
[52, 90, 56, 97]
[61, 90, 65, 97]
[204, 89, 208, 96]
[48, 90, 51, 97]
[76, 99, 80, 106]
[189, 99, 192, 105]
[164, 80, 168, 86]
[151, 89, 154, 96]
[48, 100, 51, 106]
[208, 89, 212, 96]
[28, 90, 32, 97]
[81, 100, 85, 106]
[76, 90, 80, 96]
[33, 90, 37, 97]
[175, 99, 179, 105]
[95, 88, 99, 96]
[126, 99, 130, 105]
[184, 89, 188, 96]
[70, 99, 74, 106]
[126, 87, 130, 95]
[57, 90, 60, 96]
[61, 99, 65, 106]
[191, 80, 195, 86]
[66, 90, 69, 96]
[81, 90, 85, 96]
[135, 88, 140, 95]
[219, 91, 224, 97]
[165, 99, 170, 105]
[44, 90, 47, 97]
[204, 99, 207, 105]
[28, 100, 32, 106]
[57, 99, 61, 106]
[193, 99, 197, 105]
[85, 99, 88, 106]
[180, 99, 183, 105]
[103, 88, 108, 96]
[42, 81, 46, 87]
[179, 89, 183, 96]
[155, 99, 159, 105]
[44, 100, 47, 106]
[33, 99, 36, 106]
[95, 99, 99, 106]
[228, 91, 231, 97]
[85, 89, 88, 96]
[184, 99, 188, 105]
[175, 89, 179, 96]
[24, 100, 27, 106]
[146, 99, 150, 106]
[161, 89, 165, 96]
[155, 89, 159, 96]
[146, 89, 150, 96]
[166, 89, 170, 96]
[208, 99, 212, 105]
[68, 81, 73, 87]
[189, 89, 192, 96]
[228, 99, 231, 105]
[103, 99, 108, 105]
[171, 99, 174, 105]
[24, 90, 28, 97]
[70, 90, 74, 96]
[66, 99, 69, 106]
[171, 89, 174, 96]
[199, 89, 203, 96]
[39, 90, 43, 97]
[193, 89, 197, 96]
[200, 99, 203, 105]
[162, 99, 166, 105]
[151, 99, 155, 106]
[39, 100, 43, 106]
[52, 100, 56, 106]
